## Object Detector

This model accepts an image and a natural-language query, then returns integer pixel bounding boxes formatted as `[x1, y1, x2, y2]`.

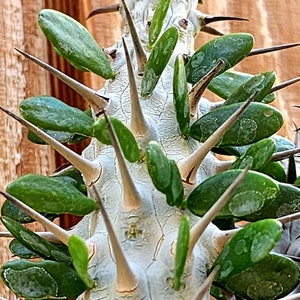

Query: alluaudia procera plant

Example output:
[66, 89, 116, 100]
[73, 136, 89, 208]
[3, 1, 300, 299]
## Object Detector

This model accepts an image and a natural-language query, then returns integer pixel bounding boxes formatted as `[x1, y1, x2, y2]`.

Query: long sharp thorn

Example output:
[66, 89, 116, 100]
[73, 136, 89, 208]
[270, 77, 300, 93]
[120, 0, 147, 75]
[277, 211, 300, 224]
[203, 15, 248, 25]
[0, 190, 71, 246]
[103, 112, 142, 210]
[86, 4, 120, 19]
[248, 42, 300, 57]
[191, 266, 220, 300]
[178, 94, 255, 185]
[15, 48, 109, 115]
[200, 15, 248, 36]
[188, 167, 249, 255]
[278, 293, 300, 300]
[189, 60, 224, 117]
[271, 147, 300, 161]
[0, 106, 101, 186]
[122, 38, 148, 136]
[91, 185, 138, 292]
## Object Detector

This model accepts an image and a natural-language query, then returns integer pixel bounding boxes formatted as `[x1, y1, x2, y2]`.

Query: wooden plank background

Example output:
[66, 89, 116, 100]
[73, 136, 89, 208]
[1, 0, 300, 298]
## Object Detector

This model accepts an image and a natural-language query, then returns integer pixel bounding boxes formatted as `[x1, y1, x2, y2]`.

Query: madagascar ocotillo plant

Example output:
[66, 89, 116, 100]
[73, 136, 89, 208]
[2, 1, 300, 299]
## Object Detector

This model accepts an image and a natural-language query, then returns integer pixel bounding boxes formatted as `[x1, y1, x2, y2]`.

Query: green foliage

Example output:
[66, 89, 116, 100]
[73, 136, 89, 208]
[38, 9, 115, 79]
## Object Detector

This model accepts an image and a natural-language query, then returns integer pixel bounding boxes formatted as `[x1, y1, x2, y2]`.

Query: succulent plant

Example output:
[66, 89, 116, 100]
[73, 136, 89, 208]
[1, 1, 300, 299]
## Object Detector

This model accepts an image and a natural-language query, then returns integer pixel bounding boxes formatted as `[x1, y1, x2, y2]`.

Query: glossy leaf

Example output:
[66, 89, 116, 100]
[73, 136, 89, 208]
[173, 216, 190, 290]
[20, 96, 94, 137]
[6, 174, 98, 216]
[189, 102, 283, 147]
[93, 116, 141, 163]
[146, 141, 171, 192]
[38, 9, 115, 79]
[224, 253, 300, 300]
[0, 259, 86, 299]
[9, 239, 38, 259]
[148, 0, 171, 48]
[1, 216, 71, 264]
[231, 138, 276, 170]
[212, 219, 282, 282]
[260, 161, 287, 182]
[141, 26, 178, 97]
[186, 33, 254, 85]
[187, 169, 279, 218]
[245, 182, 300, 221]
[1, 200, 58, 224]
[208, 71, 252, 99]
[173, 55, 190, 136]
[68, 235, 95, 289]
[166, 160, 184, 206]
[224, 71, 276, 105]
[146, 141, 183, 206]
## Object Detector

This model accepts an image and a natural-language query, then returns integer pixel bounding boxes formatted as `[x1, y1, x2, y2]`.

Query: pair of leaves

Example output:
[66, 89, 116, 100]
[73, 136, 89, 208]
[0, 260, 86, 299]
[20, 96, 141, 163]
[146, 141, 183, 206]
[212, 219, 300, 299]
[189, 102, 283, 147]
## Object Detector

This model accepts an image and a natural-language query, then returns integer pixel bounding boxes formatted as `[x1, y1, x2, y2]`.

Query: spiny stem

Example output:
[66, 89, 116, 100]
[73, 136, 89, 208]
[0, 190, 70, 246]
[188, 167, 249, 256]
[15, 48, 109, 115]
[0, 106, 101, 186]
[189, 60, 224, 117]
[178, 95, 254, 185]
[91, 185, 138, 292]
[191, 266, 220, 300]
[122, 37, 148, 136]
[103, 112, 142, 211]
[120, 0, 147, 75]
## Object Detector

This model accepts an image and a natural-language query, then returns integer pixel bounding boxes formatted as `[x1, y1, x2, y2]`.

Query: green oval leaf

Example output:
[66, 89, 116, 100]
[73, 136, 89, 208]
[20, 96, 94, 137]
[245, 182, 300, 221]
[1, 200, 58, 224]
[224, 253, 300, 299]
[187, 170, 279, 218]
[259, 161, 287, 182]
[146, 141, 172, 192]
[141, 26, 178, 97]
[148, 0, 171, 48]
[186, 33, 254, 85]
[173, 215, 190, 290]
[38, 9, 115, 79]
[1, 216, 71, 264]
[231, 138, 276, 171]
[93, 116, 140, 163]
[6, 174, 98, 216]
[189, 102, 283, 147]
[208, 71, 252, 99]
[212, 219, 282, 282]
[166, 160, 184, 207]
[224, 71, 276, 105]
[173, 55, 190, 136]
[68, 235, 95, 289]
[9, 239, 39, 259]
[0, 259, 86, 299]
